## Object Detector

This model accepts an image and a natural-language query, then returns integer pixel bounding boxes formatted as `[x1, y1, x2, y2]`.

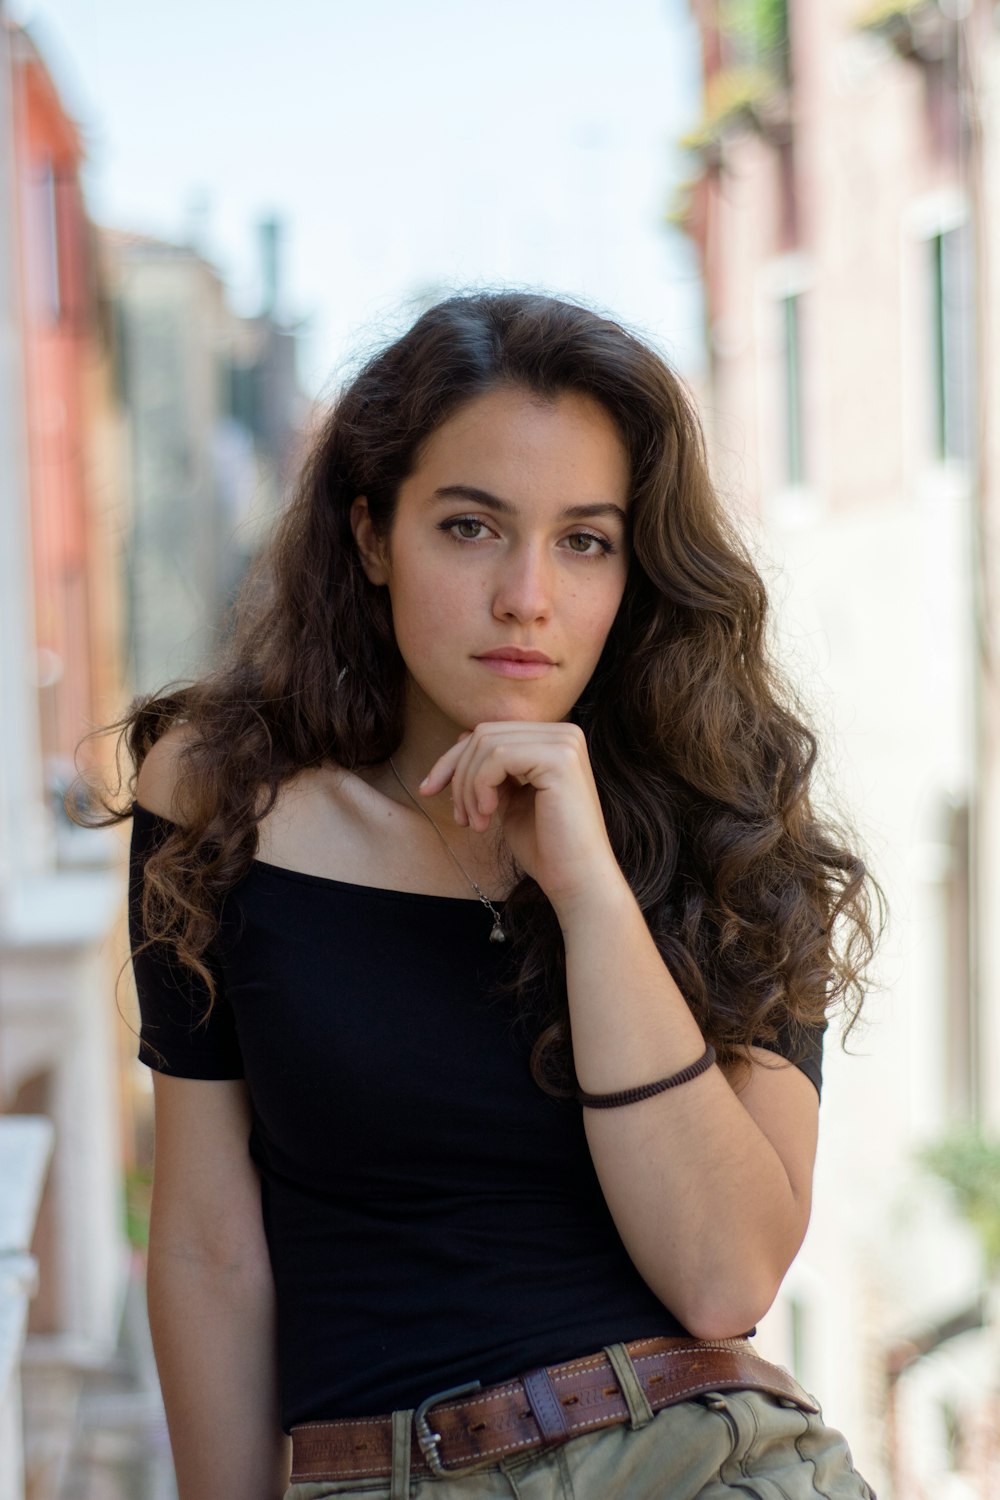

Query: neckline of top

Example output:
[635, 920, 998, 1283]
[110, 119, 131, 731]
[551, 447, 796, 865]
[131, 799, 507, 907]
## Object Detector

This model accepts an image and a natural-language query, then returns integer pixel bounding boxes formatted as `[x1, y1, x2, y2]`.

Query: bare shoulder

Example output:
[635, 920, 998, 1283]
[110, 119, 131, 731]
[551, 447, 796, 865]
[135, 737, 379, 880]
[255, 761, 363, 869]
[135, 722, 202, 824]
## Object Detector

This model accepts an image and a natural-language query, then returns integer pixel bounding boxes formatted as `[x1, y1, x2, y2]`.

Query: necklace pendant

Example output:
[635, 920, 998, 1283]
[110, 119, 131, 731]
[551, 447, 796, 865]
[386, 758, 508, 945]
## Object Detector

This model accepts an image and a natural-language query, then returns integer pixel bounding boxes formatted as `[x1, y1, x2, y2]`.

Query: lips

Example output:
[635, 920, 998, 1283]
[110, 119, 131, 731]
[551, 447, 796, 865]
[475, 649, 554, 664]
[473, 649, 555, 680]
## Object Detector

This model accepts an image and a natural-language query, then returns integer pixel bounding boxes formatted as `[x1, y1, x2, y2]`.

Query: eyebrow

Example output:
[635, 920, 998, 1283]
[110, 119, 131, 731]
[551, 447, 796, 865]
[429, 484, 628, 526]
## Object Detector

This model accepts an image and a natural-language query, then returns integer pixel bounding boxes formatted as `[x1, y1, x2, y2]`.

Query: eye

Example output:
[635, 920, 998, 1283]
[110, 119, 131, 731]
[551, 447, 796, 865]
[564, 531, 615, 556]
[438, 516, 494, 542]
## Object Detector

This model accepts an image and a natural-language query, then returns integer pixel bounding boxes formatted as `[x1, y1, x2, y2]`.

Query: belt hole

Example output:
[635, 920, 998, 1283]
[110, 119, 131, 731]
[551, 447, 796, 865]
[469, 1422, 487, 1433]
[520, 1409, 531, 1420]
[649, 1374, 664, 1386]
[603, 1386, 617, 1397]
[561, 1395, 580, 1407]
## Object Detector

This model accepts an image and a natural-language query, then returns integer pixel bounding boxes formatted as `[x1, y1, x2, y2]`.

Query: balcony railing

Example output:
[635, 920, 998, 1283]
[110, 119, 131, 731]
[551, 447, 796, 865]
[0, 1117, 54, 1500]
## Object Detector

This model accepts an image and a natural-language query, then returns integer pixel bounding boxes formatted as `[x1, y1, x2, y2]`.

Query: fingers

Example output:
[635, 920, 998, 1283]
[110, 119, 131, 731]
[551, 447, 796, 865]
[419, 732, 472, 798]
[422, 723, 586, 832]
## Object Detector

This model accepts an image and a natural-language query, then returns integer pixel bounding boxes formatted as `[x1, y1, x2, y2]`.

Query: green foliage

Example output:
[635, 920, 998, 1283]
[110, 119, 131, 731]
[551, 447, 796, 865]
[664, 181, 695, 230]
[854, 0, 927, 28]
[918, 1130, 1000, 1273]
[720, 0, 789, 59]
[679, 65, 777, 150]
[124, 1165, 152, 1251]
[676, 0, 790, 160]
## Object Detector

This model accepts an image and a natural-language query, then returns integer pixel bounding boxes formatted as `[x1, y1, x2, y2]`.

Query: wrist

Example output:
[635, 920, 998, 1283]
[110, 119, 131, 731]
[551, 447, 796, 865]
[553, 868, 637, 933]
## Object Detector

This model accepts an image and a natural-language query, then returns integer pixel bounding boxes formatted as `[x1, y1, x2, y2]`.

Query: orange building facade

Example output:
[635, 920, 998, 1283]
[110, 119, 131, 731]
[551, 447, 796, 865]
[12, 26, 98, 788]
[2, 19, 130, 1500]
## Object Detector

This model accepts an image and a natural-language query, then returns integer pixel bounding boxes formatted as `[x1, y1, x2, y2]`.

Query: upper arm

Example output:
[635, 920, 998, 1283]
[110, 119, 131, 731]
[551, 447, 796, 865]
[720, 1045, 819, 1238]
[149, 1073, 267, 1271]
[129, 738, 244, 1081]
[136, 730, 264, 1262]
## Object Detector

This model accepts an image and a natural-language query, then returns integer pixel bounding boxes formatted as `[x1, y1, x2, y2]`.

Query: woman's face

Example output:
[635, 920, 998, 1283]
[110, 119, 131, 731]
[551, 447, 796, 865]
[350, 384, 631, 745]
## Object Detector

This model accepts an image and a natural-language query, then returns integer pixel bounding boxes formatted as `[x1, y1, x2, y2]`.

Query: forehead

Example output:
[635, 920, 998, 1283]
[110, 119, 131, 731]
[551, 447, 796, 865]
[403, 386, 630, 510]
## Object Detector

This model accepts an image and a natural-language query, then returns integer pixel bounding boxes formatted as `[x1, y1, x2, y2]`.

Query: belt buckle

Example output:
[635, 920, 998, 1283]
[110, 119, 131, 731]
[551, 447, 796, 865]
[413, 1380, 483, 1477]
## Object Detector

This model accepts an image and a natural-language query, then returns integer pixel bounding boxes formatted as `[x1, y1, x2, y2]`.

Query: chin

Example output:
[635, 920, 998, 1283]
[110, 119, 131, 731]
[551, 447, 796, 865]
[476, 686, 564, 717]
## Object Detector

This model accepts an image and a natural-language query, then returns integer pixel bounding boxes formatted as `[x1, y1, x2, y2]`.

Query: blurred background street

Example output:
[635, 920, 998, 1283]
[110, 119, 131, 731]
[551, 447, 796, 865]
[0, 2, 998, 1497]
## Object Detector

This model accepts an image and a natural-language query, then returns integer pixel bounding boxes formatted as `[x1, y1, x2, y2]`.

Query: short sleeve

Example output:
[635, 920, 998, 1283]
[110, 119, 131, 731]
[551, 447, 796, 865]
[128, 801, 244, 1079]
[754, 1014, 826, 1100]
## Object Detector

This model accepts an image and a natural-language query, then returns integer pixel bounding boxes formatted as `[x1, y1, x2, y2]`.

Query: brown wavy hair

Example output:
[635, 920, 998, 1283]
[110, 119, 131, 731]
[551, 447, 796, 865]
[85, 290, 885, 1094]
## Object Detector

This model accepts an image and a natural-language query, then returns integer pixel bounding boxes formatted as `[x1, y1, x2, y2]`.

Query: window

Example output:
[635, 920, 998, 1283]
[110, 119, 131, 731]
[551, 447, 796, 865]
[941, 797, 977, 1119]
[758, 252, 815, 518]
[780, 288, 804, 486]
[27, 157, 86, 329]
[928, 222, 975, 465]
[32, 157, 61, 322]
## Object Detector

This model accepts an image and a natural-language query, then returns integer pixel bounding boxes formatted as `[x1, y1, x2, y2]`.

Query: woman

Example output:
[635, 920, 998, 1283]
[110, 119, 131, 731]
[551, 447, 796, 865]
[111, 291, 882, 1499]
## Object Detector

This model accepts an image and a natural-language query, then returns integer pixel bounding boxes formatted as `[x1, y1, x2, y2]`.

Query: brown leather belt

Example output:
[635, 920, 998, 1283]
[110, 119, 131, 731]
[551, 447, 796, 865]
[289, 1335, 820, 1483]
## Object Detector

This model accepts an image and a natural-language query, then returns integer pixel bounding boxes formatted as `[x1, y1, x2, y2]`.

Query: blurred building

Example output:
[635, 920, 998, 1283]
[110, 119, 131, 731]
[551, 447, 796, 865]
[0, 12, 128, 1500]
[1, 4, 310, 1491]
[676, 1, 999, 1494]
[100, 219, 310, 696]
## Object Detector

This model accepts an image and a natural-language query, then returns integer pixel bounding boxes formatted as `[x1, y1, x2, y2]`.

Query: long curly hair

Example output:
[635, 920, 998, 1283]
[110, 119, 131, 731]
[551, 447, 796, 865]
[86, 290, 884, 1094]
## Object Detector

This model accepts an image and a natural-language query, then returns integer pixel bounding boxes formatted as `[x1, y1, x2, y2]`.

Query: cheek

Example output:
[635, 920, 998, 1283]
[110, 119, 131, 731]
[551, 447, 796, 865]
[390, 554, 474, 644]
[575, 576, 627, 649]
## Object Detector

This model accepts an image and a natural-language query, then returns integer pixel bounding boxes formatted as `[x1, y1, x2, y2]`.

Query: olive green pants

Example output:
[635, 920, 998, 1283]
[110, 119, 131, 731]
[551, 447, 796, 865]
[284, 1373, 876, 1499]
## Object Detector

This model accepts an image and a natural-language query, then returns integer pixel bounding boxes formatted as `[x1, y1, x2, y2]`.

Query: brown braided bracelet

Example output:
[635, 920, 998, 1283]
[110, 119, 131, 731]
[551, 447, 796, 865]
[576, 1043, 717, 1108]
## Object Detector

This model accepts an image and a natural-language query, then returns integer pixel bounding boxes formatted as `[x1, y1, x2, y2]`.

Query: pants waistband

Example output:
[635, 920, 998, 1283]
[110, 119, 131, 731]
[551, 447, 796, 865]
[289, 1335, 820, 1485]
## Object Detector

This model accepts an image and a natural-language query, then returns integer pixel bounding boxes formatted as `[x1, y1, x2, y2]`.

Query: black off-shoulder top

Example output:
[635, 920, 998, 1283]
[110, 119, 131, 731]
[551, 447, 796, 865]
[128, 801, 824, 1431]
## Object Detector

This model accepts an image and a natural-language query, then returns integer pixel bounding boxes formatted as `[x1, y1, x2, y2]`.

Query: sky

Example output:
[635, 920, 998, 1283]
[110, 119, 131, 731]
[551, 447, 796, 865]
[12, 0, 706, 398]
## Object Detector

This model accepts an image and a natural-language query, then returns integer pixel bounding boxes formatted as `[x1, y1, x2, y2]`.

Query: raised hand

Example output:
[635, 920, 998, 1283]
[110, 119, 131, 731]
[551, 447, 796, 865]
[419, 722, 628, 919]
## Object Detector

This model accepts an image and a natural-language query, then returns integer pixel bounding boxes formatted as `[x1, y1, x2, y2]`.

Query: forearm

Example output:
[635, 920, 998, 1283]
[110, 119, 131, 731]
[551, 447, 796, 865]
[560, 879, 807, 1337]
[147, 1240, 289, 1500]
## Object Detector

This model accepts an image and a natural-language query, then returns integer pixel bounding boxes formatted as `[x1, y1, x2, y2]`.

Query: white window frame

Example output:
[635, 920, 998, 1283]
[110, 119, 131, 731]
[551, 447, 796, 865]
[900, 187, 974, 503]
[754, 251, 823, 528]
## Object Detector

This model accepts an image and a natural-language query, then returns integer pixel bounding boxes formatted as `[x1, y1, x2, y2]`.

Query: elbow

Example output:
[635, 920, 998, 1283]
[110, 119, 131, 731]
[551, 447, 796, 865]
[672, 1275, 782, 1342]
[677, 1212, 812, 1340]
[148, 1224, 273, 1289]
[681, 1304, 770, 1342]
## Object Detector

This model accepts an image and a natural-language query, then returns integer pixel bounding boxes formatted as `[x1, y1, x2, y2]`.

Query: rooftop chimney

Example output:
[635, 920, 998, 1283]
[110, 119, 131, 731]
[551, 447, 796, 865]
[259, 216, 281, 320]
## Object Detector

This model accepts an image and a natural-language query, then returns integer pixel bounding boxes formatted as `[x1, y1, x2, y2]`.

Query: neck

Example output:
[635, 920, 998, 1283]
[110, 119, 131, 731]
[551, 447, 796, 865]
[386, 687, 471, 827]
[387, 754, 447, 823]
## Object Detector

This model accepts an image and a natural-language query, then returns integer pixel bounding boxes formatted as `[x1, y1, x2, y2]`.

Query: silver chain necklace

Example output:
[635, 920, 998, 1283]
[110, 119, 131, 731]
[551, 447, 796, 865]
[388, 757, 507, 943]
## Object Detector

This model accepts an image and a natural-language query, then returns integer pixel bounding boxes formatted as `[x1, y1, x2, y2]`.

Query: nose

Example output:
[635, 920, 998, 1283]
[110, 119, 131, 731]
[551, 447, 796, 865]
[490, 542, 555, 625]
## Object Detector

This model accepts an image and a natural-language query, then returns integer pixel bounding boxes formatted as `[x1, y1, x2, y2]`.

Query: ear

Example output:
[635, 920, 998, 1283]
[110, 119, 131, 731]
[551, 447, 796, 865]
[349, 496, 390, 586]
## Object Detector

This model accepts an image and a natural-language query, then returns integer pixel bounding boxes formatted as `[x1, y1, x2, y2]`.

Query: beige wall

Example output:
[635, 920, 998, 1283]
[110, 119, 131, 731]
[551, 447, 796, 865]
[684, 2, 998, 1492]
